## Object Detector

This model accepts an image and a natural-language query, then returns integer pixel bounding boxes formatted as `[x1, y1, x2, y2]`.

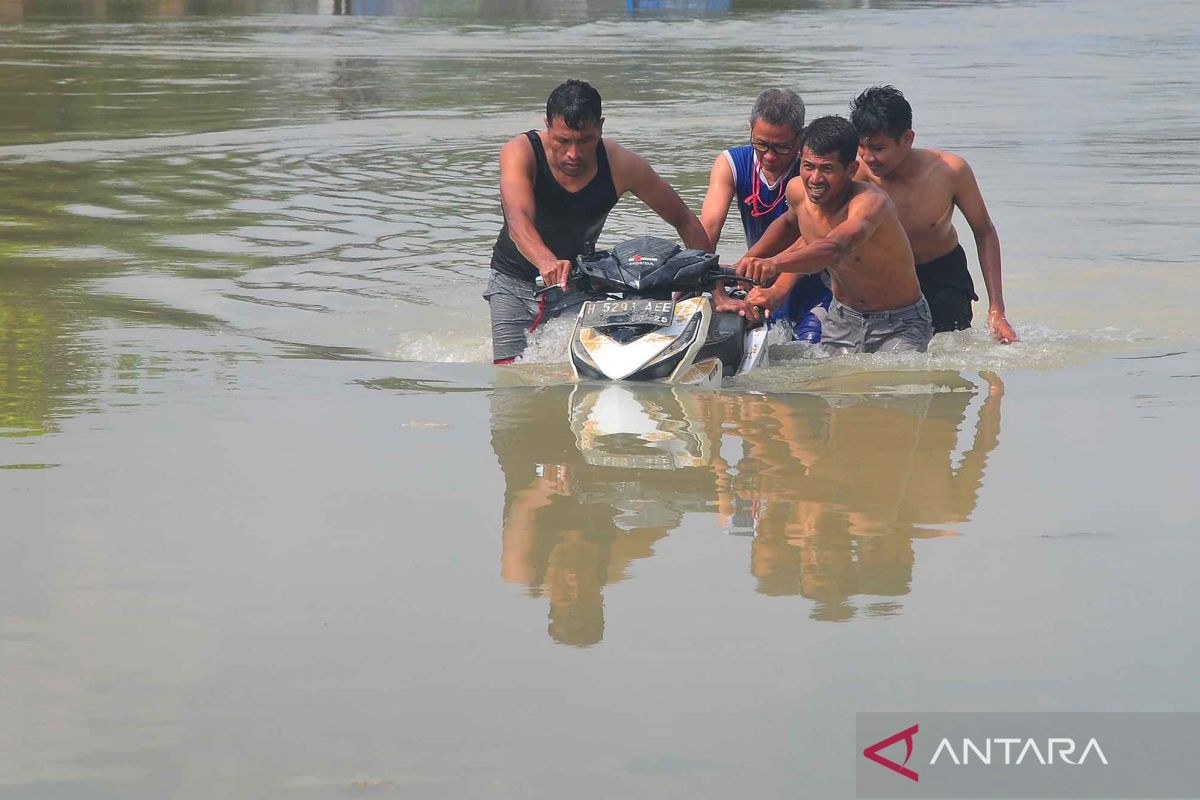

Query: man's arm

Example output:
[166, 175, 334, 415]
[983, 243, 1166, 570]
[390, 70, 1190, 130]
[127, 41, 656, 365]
[955, 371, 1004, 499]
[699, 153, 736, 249]
[498, 135, 572, 288]
[737, 205, 805, 312]
[609, 142, 711, 251]
[745, 272, 801, 314]
[501, 465, 571, 584]
[745, 207, 801, 258]
[949, 155, 1018, 343]
[738, 186, 887, 284]
[695, 153, 766, 320]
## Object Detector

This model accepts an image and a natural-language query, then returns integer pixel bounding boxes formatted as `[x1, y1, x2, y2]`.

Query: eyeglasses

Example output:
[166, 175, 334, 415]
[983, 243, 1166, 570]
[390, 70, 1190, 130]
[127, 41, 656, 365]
[751, 139, 798, 157]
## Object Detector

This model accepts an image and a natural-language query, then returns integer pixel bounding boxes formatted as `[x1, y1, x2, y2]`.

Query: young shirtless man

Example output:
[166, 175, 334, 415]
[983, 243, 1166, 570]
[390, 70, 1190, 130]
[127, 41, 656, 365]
[736, 116, 932, 354]
[850, 86, 1018, 343]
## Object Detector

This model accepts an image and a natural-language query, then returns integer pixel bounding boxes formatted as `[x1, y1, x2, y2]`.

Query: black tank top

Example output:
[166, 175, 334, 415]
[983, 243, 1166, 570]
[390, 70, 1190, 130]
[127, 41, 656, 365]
[491, 130, 620, 282]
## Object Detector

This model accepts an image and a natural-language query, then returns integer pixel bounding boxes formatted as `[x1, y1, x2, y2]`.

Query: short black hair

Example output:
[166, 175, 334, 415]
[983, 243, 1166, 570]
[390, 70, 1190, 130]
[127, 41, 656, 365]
[546, 80, 602, 130]
[850, 85, 912, 140]
[802, 116, 859, 167]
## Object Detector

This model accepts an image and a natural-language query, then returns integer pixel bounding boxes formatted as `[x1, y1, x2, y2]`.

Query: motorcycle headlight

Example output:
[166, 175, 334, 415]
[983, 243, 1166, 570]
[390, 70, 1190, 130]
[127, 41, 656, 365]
[650, 312, 702, 365]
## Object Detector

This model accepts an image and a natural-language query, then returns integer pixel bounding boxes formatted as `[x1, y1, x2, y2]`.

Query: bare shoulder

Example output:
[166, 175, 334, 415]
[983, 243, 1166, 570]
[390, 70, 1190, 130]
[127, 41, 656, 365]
[604, 139, 660, 195]
[503, 130, 536, 150]
[786, 175, 808, 204]
[499, 132, 536, 163]
[705, 151, 734, 194]
[605, 139, 651, 174]
[710, 149, 733, 174]
[925, 147, 973, 178]
[854, 164, 881, 186]
[849, 180, 892, 211]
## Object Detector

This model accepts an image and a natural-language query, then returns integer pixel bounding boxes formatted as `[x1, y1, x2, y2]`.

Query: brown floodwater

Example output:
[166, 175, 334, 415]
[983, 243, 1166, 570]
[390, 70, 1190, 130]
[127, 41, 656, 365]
[2, 0, 1199, 796]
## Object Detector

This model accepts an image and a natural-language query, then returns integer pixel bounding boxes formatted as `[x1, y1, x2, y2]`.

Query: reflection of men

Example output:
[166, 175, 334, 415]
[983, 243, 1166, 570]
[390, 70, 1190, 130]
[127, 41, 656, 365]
[729, 371, 1005, 620]
[699, 89, 830, 340]
[851, 86, 1018, 342]
[485, 79, 710, 363]
[490, 385, 681, 646]
[737, 116, 932, 354]
[491, 387, 612, 646]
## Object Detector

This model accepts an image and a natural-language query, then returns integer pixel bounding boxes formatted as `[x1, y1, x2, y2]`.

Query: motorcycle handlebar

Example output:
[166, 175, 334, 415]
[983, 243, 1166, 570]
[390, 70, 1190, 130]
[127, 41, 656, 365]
[533, 265, 757, 296]
[716, 267, 759, 286]
[533, 272, 576, 298]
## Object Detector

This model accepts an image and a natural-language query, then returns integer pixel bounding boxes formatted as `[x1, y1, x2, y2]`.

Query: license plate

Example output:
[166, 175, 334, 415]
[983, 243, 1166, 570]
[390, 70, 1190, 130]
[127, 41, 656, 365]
[583, 453, 676, 470]
[581, 299, 675, 328]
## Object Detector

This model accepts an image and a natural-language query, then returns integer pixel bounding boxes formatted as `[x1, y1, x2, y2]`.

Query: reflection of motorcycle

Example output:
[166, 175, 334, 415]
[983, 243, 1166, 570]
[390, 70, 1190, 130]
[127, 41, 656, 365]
[568, 383, 712, 471]
[565, 382, 718, 532]
[542, 236, 768, 386]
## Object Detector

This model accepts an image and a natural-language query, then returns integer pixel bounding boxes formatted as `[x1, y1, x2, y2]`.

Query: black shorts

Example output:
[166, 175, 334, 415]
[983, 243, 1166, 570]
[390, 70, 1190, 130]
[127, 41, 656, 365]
[916, 244, 978, 333]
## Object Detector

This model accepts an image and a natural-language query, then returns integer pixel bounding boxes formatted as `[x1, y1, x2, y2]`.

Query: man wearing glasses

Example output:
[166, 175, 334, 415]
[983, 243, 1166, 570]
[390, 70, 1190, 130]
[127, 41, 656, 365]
[700, 88, 832, 342]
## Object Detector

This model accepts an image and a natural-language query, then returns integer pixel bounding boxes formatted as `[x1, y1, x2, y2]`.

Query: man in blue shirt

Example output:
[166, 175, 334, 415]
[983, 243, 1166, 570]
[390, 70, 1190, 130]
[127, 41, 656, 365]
[700, 88, 831, 342]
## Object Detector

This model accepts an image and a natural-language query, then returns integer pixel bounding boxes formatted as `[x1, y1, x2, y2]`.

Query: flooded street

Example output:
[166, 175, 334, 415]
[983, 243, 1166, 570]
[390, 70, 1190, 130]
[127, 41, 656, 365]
[3, 0, 1199, 796]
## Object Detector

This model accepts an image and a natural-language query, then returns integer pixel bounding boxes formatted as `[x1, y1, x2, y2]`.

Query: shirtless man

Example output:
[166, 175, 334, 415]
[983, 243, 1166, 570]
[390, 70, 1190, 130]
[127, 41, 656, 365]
[850, 85, 1018, 343]
[486, 79, 710, 363]
[736, 116, 932, 354]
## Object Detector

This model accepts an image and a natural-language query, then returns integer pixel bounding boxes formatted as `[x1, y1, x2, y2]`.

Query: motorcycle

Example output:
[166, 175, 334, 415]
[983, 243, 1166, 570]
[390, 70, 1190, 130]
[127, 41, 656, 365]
[539, 236, 768, 387]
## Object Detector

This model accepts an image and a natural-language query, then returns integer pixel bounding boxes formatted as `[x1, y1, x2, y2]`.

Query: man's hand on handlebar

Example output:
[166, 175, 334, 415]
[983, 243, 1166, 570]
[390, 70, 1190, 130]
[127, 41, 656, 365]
[745, 285, 788, 316]
[712, 280, 763, 325]
[537, 259, 573, 290]
[735, 255, 779, 285]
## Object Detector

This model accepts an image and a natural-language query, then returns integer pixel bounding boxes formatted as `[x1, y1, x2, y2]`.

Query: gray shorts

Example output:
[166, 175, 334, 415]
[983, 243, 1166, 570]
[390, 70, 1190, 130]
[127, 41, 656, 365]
[483, 270, 598, 362]
[820, 295, 934, 355]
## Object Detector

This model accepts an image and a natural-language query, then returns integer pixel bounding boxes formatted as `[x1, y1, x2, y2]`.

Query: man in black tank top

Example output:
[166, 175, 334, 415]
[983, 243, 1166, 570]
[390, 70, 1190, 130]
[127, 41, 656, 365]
[484, 80, 711, 363]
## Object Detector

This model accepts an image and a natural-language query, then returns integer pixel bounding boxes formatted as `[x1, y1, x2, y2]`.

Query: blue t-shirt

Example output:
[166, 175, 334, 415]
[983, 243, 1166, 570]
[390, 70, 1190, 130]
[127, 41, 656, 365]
[723, 145, 830, 340]
[725, 144, 795, 248]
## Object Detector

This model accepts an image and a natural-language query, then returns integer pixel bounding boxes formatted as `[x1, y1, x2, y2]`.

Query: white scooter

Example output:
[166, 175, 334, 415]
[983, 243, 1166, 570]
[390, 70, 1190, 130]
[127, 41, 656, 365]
[540, 236, 769, 387]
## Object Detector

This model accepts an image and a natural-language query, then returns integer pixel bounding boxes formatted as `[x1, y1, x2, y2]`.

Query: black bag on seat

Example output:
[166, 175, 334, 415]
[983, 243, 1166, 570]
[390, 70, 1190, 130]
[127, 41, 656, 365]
[577, 236, 719, 296]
